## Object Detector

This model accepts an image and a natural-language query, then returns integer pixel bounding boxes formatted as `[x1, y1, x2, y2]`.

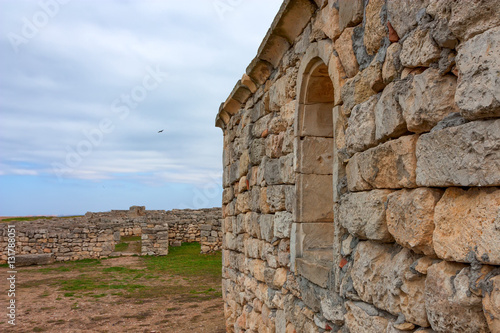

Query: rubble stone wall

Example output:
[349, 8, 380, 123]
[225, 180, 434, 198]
[216, 0, 500, 332]
[0, 207, 222, 263]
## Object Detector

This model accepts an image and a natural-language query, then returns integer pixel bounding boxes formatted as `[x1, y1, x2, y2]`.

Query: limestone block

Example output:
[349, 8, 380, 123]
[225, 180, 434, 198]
[266, 185, 287, 213]
[425, 261, 489, 332]
[259, 214, 274, 242]
[400, 28, 441, 68]
[316, 4, 341, 41]
[297, 103, 334, 137]
[345, 94, 379, 154]
[270, 69, 297, 112]
[15, 254, 55, 266]
[265, 134, 284, 158]
[364, 0, 387, 55]
[295, 136, 333, 174]
[352, 241, 429, 327]
[279, 154, 295, 184]
[387, 0, 430, 38]
[295, 174, 333, 222]
[236, 192, 250, 214]
[338, 0, 364, 32]
[328, 54, 347, 106]
[382, 43, 402, 84]
[295, 258, 331, 288]
[340, 57, 383, 112]
[274, 211, 292, 239]
[416, 119, 500, 187]
[344, 301, 390, 333]
[386, 188, 443, 257]
[263, 157, 282, 185]
[447, 0, 500, 42]
[335, 28, 359, 78]
[347, 134, 418, 191]
[401, 68, 459, 133]
[433, 187, 500, 265]
[338, 190, 394, 242]
[375, 81, 407, 141]
[483, 275, 500, 332]
[455, 27, 500, 120]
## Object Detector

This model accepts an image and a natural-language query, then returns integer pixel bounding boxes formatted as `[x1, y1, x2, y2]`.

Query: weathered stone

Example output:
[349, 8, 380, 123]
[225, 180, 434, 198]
[266, 186, 287, 213]
[347, 134, 418, 191]
[15, 253, 54, 266]
[375, 81, 407, 142]
[364, 0, 387, 55]
[382, 43, 402, 84]
[328, 54, 347, 106]
[433, 187, 500, 265]
[345, 94, 379, 155]
[338, 0, 364, 32]
[400, 68, 459, 133]
[340, 59, 382, 112]
[295, 136, 333, 174]
[400, 28, 441, 68]
[344, 301, 390, 333]
[387, 0, 430, 38]
[455, 27, 500, 120]
[335, 28, 359, 78]
[447, 0, 500, 42]
[483, 275, 500, 332]
[274, 211, 292, 239]
[425, 261, 489, 332]
[386, 188, 443, 256]
[316, 3, 342, 41]
[338, 190, 394, 242]
[352, 241, 429, 327]
[295, 174, 333, 223]
[416, 119, 500, 187]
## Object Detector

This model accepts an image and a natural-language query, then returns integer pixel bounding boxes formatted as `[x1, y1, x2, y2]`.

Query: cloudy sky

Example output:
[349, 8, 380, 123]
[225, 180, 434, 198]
[0, 0, 282, 216]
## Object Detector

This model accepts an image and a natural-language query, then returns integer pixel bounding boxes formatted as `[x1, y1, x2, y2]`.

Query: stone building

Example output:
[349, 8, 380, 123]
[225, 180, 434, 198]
[215, 0, 500, 332]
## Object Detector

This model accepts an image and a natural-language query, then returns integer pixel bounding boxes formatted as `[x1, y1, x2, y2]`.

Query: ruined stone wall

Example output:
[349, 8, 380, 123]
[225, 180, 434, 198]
[216, 0, 500, 332]
[0, 207, 222, 263]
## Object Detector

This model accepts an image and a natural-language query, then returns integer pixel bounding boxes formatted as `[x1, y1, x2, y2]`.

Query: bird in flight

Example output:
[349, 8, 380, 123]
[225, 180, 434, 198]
[158, 130, 164, 133]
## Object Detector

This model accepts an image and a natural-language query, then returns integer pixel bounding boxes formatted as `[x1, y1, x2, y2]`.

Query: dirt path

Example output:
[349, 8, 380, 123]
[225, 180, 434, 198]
[0, 255, 225, 332]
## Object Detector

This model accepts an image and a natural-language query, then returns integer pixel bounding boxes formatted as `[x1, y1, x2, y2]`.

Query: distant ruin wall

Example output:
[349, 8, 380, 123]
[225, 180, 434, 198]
[216, 0, 500, 332]
[0, 207, 222, 264]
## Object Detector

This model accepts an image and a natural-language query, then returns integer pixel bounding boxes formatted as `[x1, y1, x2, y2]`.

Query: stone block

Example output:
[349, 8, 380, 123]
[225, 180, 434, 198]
[263, 157, 282, 185]
[386, 188, 443, 256]
[295, 136, 333, 174]
[295, 258, 330, 288]
[295, 173, 333, 222]
[338, 0, 364, 32]
[483, 275, 500, 332]
[401, 68, 459, 133]
[363, 0, 387, 56]
[315, 4, 342, 41]
[416, 119, 500, 187]
[425, 261, 489, 332]
[345, 94, 379, 154]
[374, 81, 407, 142]
[335, 27, 359, 78]
[274, 211, 293, 239]
[344, 301, 390, 333]
[347, 134, 418, 191]
[266, 185, 287, 213]
[400, 28, 441, 68]
[433, 187, 500, 265]
[352, 241, 429, 327]
[382, 43, 402, 84]
[338, 189, 394, 242]
[16, 254, 54, 266]
[447, 0, 500, 42]
[387, 0, 429, 38]
[259, 214, 274, 242]
[455, 27, 500, 120]
[296, 103, 334, 138]
[328, 54, 347, 106]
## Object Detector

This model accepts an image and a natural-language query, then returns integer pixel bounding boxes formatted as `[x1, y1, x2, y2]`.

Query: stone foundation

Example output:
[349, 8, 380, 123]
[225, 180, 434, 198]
[216, 1, 500, 332]
[0, 207, 222, 263]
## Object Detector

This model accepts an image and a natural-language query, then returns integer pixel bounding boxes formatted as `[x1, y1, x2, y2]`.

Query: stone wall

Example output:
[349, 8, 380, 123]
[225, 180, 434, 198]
[216, 0, 500, 332]
[0, 207, 222, 263]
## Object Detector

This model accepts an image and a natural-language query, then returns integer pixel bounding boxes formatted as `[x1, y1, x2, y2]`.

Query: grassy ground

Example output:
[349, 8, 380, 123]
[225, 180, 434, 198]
[114, 235, 142, 252]
[0, 242, 224, 332]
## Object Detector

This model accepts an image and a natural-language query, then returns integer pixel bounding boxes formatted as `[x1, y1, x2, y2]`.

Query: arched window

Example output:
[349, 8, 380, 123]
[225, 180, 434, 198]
[292, 56, 335, 288]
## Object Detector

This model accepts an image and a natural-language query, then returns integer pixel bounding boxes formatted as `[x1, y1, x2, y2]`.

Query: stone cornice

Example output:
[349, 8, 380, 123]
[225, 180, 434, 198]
[215, 0, 318, 129]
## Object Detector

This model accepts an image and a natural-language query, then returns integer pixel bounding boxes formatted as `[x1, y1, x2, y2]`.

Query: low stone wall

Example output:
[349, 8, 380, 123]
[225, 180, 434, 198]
[0, 207, 222, 264]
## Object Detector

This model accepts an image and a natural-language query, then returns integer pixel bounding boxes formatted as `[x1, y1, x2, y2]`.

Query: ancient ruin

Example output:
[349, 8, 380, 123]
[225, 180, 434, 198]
[216, 0, 500, 332]
[0, 206, 222, 265]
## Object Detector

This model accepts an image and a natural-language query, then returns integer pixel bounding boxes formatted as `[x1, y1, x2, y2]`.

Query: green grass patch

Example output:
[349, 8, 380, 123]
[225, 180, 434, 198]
[121, 235, 142, 242]
[114, 242, 129, 252]
[143, 242, 221, 279]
